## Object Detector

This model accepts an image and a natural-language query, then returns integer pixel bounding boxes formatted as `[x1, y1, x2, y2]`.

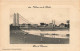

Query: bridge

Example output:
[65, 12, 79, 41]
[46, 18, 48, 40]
[11, 13, 31, 26]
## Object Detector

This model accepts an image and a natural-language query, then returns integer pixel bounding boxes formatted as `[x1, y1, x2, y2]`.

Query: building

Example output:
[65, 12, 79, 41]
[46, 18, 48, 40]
[59, 23, 65, 28]
[46, 23, 53, 28]
[31, 24, 38, 28]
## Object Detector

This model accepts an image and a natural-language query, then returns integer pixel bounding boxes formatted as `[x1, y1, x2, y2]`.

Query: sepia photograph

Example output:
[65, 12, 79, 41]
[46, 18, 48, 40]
[1, 0, 80, 51]
[10, 8, 70, 44]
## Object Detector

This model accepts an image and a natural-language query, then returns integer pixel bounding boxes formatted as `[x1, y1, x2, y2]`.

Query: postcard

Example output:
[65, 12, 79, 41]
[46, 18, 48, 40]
[0, 0, 80, 51]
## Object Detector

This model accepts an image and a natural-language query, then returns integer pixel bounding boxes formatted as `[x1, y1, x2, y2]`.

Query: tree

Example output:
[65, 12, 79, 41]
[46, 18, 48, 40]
[67, 20, 70, 24]
[40, 23, 45, 26]
[66, 34, 69, 37]
[66, 20, 70, 28]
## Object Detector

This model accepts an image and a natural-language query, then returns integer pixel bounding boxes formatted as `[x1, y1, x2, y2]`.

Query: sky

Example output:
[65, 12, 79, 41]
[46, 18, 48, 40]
[10, 7, 70, 25]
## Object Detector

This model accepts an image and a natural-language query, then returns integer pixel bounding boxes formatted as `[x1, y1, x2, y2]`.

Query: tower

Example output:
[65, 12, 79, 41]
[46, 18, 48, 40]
[16, 13, 19, 26]
[13, 13, 19, 26]
[13, 13, 16, 26]
[52, 20, 55, 27]
[54, 20, 55, 27]
[52, 20, 53, 28]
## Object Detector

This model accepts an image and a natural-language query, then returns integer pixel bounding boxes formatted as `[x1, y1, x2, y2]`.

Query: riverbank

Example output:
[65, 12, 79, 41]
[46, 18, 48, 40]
[10, 30, 69, 44]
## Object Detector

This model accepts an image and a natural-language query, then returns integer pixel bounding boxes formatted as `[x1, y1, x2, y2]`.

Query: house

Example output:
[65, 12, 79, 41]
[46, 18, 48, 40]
[59, 23, 65, 28]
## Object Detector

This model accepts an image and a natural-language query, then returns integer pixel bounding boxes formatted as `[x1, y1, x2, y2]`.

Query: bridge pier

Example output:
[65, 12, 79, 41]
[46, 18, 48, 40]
[13, 13, 19, 26]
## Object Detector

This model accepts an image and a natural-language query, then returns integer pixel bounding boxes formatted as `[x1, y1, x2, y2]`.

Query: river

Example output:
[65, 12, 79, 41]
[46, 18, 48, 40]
[22, 30, 69, 38]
